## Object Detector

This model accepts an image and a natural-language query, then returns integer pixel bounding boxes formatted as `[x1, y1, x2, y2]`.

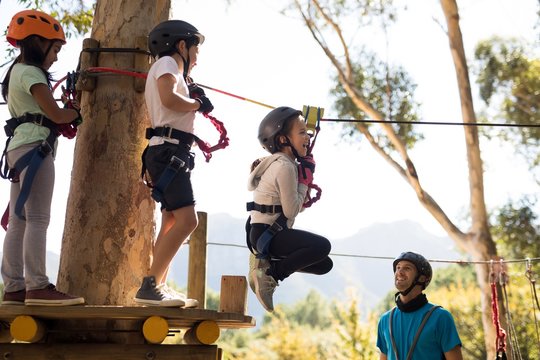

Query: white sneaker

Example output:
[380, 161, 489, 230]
[252, 267, 278, 312]
[162, 284, 199, 308]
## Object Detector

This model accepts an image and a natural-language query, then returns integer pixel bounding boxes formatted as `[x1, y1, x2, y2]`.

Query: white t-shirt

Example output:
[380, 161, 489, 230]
[145, 56, 195, 146]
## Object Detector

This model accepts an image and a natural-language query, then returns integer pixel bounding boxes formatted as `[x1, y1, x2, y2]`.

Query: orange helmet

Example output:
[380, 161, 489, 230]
[6, 10, 66, 47]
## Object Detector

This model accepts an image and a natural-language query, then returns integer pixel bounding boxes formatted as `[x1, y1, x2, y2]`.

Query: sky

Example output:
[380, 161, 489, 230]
[0, 0, 538, 260]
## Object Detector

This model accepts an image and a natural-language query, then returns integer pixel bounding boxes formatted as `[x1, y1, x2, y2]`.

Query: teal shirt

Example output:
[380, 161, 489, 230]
[377, 303, 462, 360]
[6, 63, 53, 152]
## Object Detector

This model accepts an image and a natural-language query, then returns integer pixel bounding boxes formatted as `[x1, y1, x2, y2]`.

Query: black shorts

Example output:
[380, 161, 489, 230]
[145, 142, 196, 211]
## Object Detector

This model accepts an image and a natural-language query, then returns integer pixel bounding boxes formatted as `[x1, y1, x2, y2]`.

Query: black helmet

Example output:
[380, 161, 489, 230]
[258, 106, 302, 154]
[148, 20, 205, 57]
[393, 252, 432, 289]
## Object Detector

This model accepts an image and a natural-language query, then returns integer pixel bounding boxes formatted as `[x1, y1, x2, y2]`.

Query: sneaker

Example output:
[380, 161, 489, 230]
[2, 288, 26, 305]
[134, 276, 184, 307]
[253, 267, 278, 312]
[248, 254, 270, 294]
[25, 284, 85, 306]
[162, 284, 199, 308]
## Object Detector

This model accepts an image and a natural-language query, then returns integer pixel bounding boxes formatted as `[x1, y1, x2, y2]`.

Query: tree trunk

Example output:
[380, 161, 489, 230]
[440, 0, 505, 358]
[57, 0, 171, 306]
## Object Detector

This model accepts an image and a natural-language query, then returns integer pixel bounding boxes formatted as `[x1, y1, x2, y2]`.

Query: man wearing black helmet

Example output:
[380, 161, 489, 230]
[376, 252, 463, 360]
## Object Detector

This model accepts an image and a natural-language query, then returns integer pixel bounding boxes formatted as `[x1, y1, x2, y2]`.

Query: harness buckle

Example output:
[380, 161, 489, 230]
[39, 140, 53, 155]
[164, 126, 173, 138]
[33, 114, 46, 126]
[268, 221, 283, 234]
[169, 155, 186, 171]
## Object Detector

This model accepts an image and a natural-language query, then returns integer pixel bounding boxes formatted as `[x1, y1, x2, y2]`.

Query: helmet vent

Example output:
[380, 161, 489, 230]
[16, 17, 24, 25]
[39, 16, 51, 24]
[53, 24, 60, 32]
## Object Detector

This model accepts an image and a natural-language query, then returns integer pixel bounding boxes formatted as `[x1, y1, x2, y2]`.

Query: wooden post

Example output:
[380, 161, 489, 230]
[133, 36, 150, 92]
[77, 38, 99, 93]
[219, 276, 248, 314]
[188, 211, 207, 308]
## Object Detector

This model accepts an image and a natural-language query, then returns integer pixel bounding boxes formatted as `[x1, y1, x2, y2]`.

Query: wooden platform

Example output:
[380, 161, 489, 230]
[0, 305, 255, 329]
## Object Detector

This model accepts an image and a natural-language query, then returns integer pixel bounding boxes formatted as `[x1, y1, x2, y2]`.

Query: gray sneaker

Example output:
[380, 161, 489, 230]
[252, 267, 278, 312]
[134, 276, 184, 307]
[248, 254, 270, 294]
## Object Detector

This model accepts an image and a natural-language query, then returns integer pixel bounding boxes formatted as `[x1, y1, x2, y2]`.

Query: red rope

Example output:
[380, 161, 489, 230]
[86, 67, 148, 79]
[303, 183, 322, 208]
[491, 277, 507, 356]
[194, 113, 230, 162]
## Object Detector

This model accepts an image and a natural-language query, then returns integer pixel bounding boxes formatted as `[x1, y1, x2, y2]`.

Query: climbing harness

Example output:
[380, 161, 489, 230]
[245, 202, 288, 260]
[490, 260, 508, 360]
[0, 71, 83, 230]
[140, 126, 195, 204]
[0, 114, 59, 225]
[388, 305, 441, 360]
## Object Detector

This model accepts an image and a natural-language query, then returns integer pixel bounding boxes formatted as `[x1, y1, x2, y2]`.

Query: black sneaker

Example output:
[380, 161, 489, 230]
[134, 276, 184, 307]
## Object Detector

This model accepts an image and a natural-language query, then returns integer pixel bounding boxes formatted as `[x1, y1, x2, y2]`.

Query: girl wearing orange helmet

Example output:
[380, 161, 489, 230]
[0, 10, 84, 306]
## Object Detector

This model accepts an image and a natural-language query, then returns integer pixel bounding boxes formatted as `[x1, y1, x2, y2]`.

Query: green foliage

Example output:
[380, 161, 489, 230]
[429, 265, 486, 359]
[263, 290, 333, 328]
[330, 51, 423, 151]
[490, 196, 540, 261]
[474, 37, 540, 169]
[16, 0, 94, 38]
[2, 0, 94, 61]
[330, 289, 379, 359]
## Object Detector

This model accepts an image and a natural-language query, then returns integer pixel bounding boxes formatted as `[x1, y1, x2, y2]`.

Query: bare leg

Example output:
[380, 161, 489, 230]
[149, 205, 198, 283]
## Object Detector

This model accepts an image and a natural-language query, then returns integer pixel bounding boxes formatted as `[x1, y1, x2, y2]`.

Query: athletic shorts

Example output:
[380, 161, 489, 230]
[145, 142, 196, 211]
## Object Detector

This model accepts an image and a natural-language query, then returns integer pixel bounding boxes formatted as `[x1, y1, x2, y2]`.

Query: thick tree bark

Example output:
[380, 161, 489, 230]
[57, 0, 171, 306]
[440, 1, 503, 358]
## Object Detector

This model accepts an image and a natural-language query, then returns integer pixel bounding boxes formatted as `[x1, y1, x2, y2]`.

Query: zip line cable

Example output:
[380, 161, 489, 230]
[3, 66, 537, 129]
[204, 240, 540, 266]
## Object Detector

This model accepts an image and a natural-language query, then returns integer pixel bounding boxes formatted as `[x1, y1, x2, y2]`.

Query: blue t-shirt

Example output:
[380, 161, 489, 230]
[377, 303, 462, 360]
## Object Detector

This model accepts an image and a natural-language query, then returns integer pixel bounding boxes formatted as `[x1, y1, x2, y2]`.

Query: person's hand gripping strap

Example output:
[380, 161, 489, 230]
[297, 154, 315, 186]
[195, 96, 214, 114]
[188, 78, 214, 114]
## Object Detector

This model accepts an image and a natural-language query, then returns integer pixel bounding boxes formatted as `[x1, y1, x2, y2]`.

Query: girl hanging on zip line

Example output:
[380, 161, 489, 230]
[246, 106, 333, 311]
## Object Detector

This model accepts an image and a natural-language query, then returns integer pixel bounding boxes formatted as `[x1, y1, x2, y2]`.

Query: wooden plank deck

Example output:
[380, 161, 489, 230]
[0, 305, 255, 329]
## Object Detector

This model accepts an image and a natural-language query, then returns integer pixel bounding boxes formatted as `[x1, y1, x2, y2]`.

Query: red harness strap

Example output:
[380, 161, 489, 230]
[303, 122, 322, 208]
[194, 113, 230, 162]
[491, 271, 507, 358]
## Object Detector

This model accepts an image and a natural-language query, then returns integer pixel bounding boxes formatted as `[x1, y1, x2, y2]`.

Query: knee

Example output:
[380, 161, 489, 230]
[319, 236, 331, 256]
[186, 212, 198, 233]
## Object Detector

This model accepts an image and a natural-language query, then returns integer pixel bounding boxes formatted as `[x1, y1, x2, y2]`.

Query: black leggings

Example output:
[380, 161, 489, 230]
[250, 224, 333, 281]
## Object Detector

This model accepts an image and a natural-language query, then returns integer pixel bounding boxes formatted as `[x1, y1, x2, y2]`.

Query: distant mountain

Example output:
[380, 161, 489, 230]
[0, 214, 460, 323]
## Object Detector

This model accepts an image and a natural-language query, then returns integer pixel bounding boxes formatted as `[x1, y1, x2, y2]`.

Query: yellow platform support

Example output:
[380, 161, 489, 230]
[142, 316, 169, 344]
[184, 320, 220, 345]
[10, 315, 46, 343]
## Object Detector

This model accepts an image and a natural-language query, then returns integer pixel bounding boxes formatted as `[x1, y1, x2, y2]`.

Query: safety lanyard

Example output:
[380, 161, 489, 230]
[389, 305, 441, 360]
